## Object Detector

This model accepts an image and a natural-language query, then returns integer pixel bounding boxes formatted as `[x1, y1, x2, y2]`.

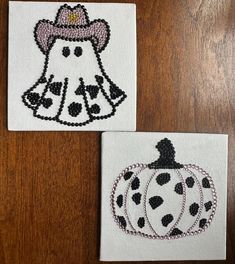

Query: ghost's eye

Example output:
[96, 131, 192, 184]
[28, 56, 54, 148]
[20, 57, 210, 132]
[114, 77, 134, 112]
[62, 47, 70, 57]
[74, 47, 83, 57]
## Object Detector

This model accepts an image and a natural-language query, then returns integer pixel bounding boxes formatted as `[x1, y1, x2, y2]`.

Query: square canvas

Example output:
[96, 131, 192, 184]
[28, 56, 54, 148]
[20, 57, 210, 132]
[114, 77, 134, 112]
[8, 2, 136, 131]
[101, 132, 228, 261]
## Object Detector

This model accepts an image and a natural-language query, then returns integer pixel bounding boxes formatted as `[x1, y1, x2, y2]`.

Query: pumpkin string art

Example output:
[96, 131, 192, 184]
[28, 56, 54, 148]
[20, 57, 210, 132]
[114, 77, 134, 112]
[111, 138, 217, 239]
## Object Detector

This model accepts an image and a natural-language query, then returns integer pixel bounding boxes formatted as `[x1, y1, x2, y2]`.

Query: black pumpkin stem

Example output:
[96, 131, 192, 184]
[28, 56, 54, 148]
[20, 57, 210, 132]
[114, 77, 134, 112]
[148, 138, 183, 169]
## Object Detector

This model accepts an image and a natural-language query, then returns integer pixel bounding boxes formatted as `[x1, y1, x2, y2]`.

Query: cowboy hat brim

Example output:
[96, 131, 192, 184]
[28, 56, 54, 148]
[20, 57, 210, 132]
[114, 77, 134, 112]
[34, 19, 110, 55]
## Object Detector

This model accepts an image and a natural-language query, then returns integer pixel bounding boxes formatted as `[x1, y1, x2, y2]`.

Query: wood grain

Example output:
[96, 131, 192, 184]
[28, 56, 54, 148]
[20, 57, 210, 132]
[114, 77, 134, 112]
[0, 0, 234, 263]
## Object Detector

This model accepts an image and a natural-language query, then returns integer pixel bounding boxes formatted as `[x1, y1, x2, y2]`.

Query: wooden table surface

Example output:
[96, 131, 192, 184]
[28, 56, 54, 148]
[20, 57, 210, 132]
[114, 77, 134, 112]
[0, 0, 234, 263]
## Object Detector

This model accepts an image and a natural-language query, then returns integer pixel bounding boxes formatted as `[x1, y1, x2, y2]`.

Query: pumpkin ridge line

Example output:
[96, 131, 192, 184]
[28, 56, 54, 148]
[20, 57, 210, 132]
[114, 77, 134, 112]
[185, 167, 204, 232]
[143, 170, 160, 237]
[167, 169, 187, 236]
[123, 167, 144, 232]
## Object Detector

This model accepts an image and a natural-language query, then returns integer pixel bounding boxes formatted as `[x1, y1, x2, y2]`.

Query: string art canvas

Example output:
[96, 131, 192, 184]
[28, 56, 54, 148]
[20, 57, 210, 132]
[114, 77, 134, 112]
[8, 2, 136, 131]
[101, 132, 227, 261]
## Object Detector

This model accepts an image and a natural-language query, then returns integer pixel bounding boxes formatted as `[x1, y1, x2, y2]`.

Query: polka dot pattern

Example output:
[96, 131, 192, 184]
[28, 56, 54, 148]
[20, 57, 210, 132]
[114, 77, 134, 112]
[132, 192, 141, 205]
[204, 201, 212, 212]
[110, 84, 124, 99]
[137, 217, 145, 228]
[161, 214, 174, 227]
[90, 104, 100, 114]
[170, 228, 183, 236]
[156, 173, 171, 186]
[27, 92, 40, 105]
[174, 182, 183, 195]
[117, 216, 126, 228]
[86, 85, 99, 99]
[116, 195, 123, 208]
[49, 82, 62, 96]
[42, 98, 53, 109]
[199, 218, 207, 228]
[68, 102, 82, 117]
[149, 196, 164, 210]
[131, 177, 140, 190]
[124, 171, 133, 181]
[111, 162, 217, 239]
[189, 202, 199, 217]
[202, 177, 210, 188]
[75, 85, 84, 96]
[185, 176, 195, 188]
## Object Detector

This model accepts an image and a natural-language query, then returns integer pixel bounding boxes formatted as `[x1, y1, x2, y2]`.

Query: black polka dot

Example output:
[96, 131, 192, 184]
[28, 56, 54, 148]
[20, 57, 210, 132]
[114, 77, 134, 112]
[161, 214, 174, 227]
[86, 85, 99, 99]
[90, 104, 100, 114]
[75, 85, 85, 95]
[110, 84, 123, 99]
[170, 228, 183, 236]
[62, 46, 70, 57]
[204, 201, 213, 212]
[27, 92, 40, 105]
[149, 196, 163, 209]
[117, 216, 126, 228]
[137, 217, 145, 228]
[131, 177, 140, 190]
[123, 171, 133, 181]
[189, 202, 199, 216]
[49, 82, 62, 96]
[202, 177, 210, 188]
[74, 46, 83, 57]
[199, 218, 207, 228]
[132, 193, 141, 205]
[42, 98, 53, 109]
[185, 177, 195, 188]
[116, 195, 123, 208]
[174, 182, 183, 195]
[156, 173, 171, 186]
[68, 102, 82, 117]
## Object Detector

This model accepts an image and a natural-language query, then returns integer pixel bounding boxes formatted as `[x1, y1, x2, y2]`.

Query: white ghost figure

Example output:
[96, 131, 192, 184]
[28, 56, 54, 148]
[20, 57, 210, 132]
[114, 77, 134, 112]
[22, 4, 126, 126]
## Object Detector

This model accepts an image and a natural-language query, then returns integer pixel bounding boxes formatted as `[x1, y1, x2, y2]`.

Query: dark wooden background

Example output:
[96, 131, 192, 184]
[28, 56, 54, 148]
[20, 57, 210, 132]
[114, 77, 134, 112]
[0, 0, 234, 263]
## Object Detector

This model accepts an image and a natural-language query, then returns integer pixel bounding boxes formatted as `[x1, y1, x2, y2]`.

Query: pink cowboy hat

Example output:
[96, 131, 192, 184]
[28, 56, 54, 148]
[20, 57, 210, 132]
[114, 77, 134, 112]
[34, 4, 110, 55]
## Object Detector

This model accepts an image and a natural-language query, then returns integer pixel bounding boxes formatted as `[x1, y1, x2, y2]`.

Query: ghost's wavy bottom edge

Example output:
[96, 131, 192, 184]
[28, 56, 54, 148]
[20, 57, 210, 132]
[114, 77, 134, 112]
[21, 91, 127, 127]
[33, 108, 117, 127]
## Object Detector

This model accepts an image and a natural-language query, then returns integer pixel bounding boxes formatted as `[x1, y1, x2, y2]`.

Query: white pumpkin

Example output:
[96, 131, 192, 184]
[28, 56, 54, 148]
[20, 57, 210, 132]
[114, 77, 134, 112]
[111, 138, 217, 239]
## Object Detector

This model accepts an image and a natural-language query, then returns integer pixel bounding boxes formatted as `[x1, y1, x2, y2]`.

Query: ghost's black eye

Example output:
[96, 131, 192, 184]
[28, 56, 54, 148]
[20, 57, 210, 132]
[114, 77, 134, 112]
[74, 46, 83, 57]
[62, 47, 70, 57]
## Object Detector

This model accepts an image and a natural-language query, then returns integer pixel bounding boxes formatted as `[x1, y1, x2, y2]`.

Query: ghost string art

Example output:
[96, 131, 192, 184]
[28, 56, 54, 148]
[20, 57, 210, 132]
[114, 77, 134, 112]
[22, 4, 126, 126]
